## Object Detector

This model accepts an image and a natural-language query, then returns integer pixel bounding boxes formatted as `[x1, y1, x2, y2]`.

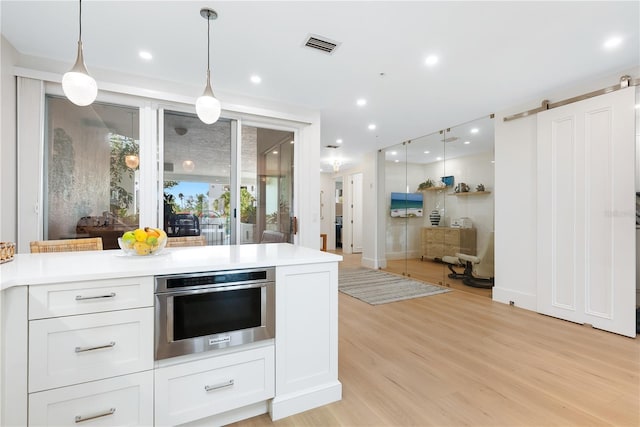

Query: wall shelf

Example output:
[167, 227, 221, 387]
[419, 187, 450, 192]
[448, 191, 492, 196]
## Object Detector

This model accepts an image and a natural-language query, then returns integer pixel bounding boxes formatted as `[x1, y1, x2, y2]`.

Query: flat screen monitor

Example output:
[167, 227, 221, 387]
[390, 192, 423, 218]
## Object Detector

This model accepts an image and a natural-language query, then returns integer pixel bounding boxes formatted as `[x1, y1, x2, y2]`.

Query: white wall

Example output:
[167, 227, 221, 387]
[319, 172, 335, 250]
[360, 150, 382, 268]
[494, 67, 639, 311]
[442, 152, 495, 252]
[1, 35, 18, 243]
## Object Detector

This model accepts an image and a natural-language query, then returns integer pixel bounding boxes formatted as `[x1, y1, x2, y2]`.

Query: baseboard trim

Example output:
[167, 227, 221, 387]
[361, 256, 386, 269]
[493, 287, 537, 311]
[269, 381, 342, 421]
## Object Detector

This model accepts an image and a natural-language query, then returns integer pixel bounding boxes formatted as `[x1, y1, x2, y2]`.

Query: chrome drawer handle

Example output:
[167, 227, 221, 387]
[75, 292, 116, 301]
[204, 379, 234, 392]
[75, 407, 116, 423]
[75, 341, 116, 353]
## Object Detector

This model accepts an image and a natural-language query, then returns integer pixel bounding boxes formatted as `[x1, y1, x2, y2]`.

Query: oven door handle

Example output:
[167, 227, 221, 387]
[156, 281, 268, 297]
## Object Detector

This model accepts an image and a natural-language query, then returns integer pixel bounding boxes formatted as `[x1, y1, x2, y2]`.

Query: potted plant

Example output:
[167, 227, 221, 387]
[417, 178, 434, 191]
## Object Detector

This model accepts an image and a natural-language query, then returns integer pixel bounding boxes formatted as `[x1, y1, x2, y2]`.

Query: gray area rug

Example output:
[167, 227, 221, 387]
[339, 268, 451, 305]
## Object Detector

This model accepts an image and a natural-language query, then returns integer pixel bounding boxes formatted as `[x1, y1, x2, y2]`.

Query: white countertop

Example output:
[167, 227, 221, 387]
[0, 243, 342, 290]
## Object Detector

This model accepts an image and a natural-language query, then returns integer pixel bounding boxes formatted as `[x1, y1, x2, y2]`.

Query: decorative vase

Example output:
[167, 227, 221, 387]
[429, 209, 441, 226]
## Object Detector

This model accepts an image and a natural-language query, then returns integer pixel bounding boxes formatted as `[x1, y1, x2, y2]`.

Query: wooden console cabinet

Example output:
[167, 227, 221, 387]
[421, 227, 476, 260]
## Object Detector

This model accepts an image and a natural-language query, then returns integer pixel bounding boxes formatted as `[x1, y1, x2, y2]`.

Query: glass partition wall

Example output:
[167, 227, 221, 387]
[382, 115, 494, 297]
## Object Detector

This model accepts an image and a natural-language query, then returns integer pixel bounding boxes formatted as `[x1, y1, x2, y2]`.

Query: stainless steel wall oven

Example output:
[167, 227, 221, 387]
[154, 268, 275, 360]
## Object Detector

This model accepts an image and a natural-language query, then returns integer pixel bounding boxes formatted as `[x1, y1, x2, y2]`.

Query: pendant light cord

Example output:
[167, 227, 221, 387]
[79, 0, 82, 42]
[206, 11, 211, 74]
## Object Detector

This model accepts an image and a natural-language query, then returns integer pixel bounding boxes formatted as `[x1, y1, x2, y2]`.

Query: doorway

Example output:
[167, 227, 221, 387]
[335, 178, 343, 251]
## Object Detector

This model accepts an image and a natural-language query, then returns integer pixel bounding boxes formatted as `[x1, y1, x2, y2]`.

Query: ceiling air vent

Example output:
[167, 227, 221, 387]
[304, 34, 340, 54]
[164, 162, 174, 172]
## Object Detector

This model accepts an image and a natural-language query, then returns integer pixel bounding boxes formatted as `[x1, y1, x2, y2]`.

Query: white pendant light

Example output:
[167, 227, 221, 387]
[62, 0, 97, 106]
[195, 8, 221, 124]
[182, 160, 196, 172]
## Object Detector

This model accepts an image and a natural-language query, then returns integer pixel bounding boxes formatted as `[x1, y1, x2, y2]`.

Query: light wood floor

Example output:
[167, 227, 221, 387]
[231, 253, 640, 427]
[382, 257, 492, 298]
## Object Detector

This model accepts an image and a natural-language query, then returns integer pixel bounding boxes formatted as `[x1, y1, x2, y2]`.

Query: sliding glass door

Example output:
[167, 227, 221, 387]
[162, 110, 232, 245]
[241, 125, 295, 244]
[44, 96, 140, 249]
[161, 111, 295, 245]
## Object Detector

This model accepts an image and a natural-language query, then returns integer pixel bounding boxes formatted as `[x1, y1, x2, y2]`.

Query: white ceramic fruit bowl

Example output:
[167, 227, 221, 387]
[117, 236, 167, 256]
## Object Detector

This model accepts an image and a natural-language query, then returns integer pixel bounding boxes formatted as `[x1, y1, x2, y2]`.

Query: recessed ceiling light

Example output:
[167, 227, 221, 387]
[424, 151, 430, 154]
[470, 128, 479, 134]
[464, 140, 471, 145]
[139, 51, 152, 60]
[290, 140, 295, 144]
[368, 124, 376, 130]
[603, 36, 623, 49]
[356, 98, 367, 107]
[272, 151, 278, 154]
[336, 139, 343, 144]
[250, 75, 262, 84]
[635, 104, 640, 109]
[394, 160, 399, 163]
[390, 151, 397, 155]
[436, 156, 442, 161]
[425, 55, 439, 66]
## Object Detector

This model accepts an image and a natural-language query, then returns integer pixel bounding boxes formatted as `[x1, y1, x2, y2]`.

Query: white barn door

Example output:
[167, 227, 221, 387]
[537, 87, 635, 337]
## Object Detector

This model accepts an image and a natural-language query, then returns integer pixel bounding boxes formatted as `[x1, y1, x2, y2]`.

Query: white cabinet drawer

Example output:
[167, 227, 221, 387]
[29, 370, 153, 427]
[155, 345, 274, 426]
[29, 308, 154, 392]
[29, 276, 153, 319]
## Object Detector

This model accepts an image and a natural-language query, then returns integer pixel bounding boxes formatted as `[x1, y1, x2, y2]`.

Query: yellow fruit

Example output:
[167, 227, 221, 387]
[133, 241, 151, 255]
[156, 228, 167, 243]
[145, 228, 160, 238]
[146, 236, 158, 247]
[134, 228, 147, 242]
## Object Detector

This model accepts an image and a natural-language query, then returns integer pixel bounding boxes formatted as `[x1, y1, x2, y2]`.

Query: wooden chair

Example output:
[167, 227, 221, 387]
[30, 237, 103, 253]
[165, 235, 206, 248]
[260, 230, 287, 243]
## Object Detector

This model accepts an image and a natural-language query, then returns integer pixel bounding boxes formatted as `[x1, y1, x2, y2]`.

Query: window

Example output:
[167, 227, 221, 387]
[44, 96, 139, 249]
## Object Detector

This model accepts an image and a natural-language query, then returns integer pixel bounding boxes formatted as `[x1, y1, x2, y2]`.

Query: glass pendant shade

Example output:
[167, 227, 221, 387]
[62, 43, 97, 107]
[196, 74, 221, 124]
[182, 160, 196, 172]
[125, 155, 139, 169]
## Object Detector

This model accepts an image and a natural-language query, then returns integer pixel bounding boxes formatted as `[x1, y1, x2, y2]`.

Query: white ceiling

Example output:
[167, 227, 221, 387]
[2, 1, 638, 171]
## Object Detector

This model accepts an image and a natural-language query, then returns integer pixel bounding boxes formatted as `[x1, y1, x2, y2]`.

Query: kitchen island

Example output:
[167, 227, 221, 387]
[1, 243, 342, 426]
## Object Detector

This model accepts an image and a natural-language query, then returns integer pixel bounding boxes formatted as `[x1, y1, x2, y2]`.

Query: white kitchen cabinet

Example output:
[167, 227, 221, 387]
[271, 262, 341, 420]
[28, 370, 153, 427]
[29, 276, 153, 320]
[1, 245, 342, 426]
[155, 345, 274, 426]
[29, 307, 154, 392]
